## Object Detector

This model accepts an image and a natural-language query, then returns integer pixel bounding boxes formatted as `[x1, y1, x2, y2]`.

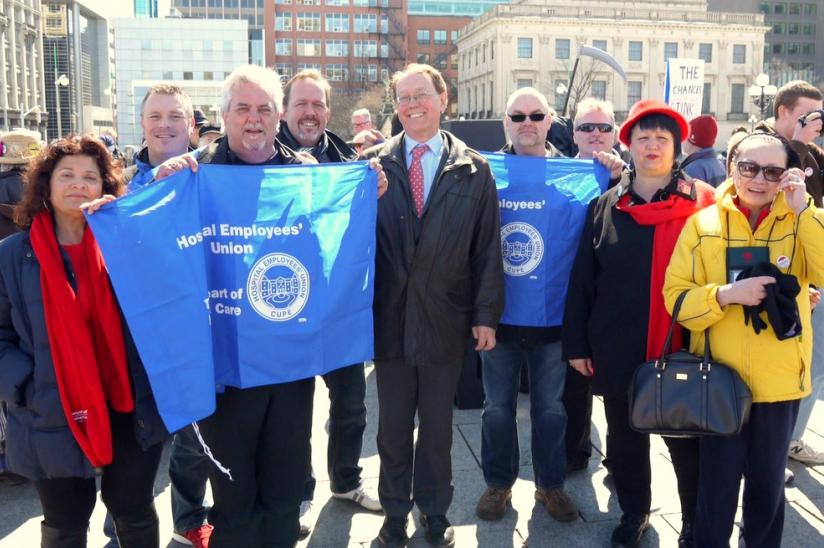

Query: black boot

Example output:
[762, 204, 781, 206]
[41, 522, 87, 548]
[611, 513, 650, 547]
[678, 519, 695, 548]
[113, 513, 159, 548]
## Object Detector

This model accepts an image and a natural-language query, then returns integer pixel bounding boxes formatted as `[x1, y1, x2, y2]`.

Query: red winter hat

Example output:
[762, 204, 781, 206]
[618, 99, 690, 146]
[687, 115, 718, 148]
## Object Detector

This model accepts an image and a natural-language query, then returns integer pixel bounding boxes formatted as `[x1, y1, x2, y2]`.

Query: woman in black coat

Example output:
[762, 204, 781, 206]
[562, 100, 716, 548]
[0, 135, 167, 547]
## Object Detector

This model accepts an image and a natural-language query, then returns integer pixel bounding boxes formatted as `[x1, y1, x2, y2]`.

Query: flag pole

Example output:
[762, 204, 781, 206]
[561, 56, 580, 118]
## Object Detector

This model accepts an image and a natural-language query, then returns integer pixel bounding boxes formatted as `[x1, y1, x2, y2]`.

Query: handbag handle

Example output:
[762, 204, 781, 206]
[657, 290, 712, 371]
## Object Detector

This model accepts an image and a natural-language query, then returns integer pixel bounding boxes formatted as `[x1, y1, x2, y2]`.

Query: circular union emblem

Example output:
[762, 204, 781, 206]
[246, 253, 310, 322]
[500, 222, 544, 276]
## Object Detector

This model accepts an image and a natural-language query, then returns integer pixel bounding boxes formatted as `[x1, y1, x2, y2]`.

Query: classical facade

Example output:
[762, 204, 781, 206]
[457, 0, 769, 138]
[0, 0, 47, 134]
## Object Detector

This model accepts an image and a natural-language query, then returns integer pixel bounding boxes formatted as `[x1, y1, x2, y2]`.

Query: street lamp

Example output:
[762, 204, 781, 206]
[21, 105, 40, 126]
[54, 74, 70, 139]
[555, 82, 568, 115]
[748, 73, 778, 122]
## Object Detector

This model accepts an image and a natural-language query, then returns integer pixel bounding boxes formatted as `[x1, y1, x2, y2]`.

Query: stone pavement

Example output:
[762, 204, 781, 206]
[1, 364, 822, 547]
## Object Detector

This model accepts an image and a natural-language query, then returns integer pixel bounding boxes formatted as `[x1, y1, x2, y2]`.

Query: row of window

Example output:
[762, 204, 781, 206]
[759, 2, 818, 16]
[512, 38, 746, 65]
[274, 38, 389, 57]
[772, 23, 816, 35]
[275, 12, 388, 33]
[183, 0, 263, 7]
[415, 53, 456, 71]
[275, 0, 389, 6]
[416, 30, 460, 46]
[273, 62, 389, 82]
[767, 42, 816, 55]
[466, 80, 743, 117]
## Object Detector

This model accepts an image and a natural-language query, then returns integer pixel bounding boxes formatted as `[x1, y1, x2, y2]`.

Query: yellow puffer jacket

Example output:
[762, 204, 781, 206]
[663, 180, 824, 402]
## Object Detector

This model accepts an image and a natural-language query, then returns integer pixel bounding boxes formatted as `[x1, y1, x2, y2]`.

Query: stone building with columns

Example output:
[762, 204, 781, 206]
[456, 0, 769, 142]
[0, 0, 47, 134]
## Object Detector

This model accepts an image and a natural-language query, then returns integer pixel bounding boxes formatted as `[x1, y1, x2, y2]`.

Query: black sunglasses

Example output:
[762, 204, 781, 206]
[575, 123, 614, 133]
[736, 160, 786, 183]
[507, 113, 547, 123]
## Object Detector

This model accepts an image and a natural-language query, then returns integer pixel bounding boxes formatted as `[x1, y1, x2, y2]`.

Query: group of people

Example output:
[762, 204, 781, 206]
[0, 61, 821, 548]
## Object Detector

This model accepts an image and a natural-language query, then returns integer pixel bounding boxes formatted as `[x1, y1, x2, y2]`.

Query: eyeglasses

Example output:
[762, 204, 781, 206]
[735, 160, 787, 182]
[575, 123, 614, 133]
[396, 92, 435, 106]
[507, 113, 547, 123]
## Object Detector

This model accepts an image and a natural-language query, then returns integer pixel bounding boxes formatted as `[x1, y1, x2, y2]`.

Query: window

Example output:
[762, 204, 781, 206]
[381, 15, 388, 33]
[297, 13, 321, 32]
[664, 42, 678, 62]
[353, 40, 377, 57]
[803, 24, 815, 35]
[592, 39, 607, 52]
[517, 79, 533, 89]
[354, 64, 378, 82]
[434, 30, 447, 45]
[380, 42, 388, 57]
[300, 0, 320, 4]
[275, 39, 292, 56]
[353, 14, 377, 33]
[325, 40, 348, 57]
[517, 37, 533, 59]
[773, 23, 785, 34]
[490, 41, 494, 60]
[325, 0, 348, 5]
[183, 71, 193, 80]
[297, 63, 322, 71]
[628, 41, 643, 61]
[591, 80, 606, 100]
[774, 3, 785, 14]
[482, 44, 486, 63]
[451, 30, 459, 43]
[325, 13, 349, 32]
[759, 2, 769, 14]
[789, 23, 800, 35]
[416, 53, 430, 64]
[296, 39, 321, 56]
[417, 30, 430, 45]
[730, 83, 745, 113]
[556, 38, 570, 60]
[802, 43, 815, 55]
[275, 63, 293, 80]
[698, 43, 712, 63]
[702, 83, 711, 114]
[627, 81, 642, 107]
[275, 13, 292, 31]
[326, 64, 348, 82]
[732, 44, 746, 64]
[789, 3, 801, 15]
[773, 43, 784, 54]
[787, 42, 801, 54]
[803, 3, 817, 16]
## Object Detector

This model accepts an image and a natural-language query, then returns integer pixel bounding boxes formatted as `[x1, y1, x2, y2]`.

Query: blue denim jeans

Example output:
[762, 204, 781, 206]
[480, 341, 567, 491]
[303, 363, 367, 499]
[169, 425, 210, 532]
[793, 309, 824, 440]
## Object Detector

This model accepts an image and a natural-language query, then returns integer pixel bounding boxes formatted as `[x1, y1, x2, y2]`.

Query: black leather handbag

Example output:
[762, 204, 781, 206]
[629, 291, 753, 437]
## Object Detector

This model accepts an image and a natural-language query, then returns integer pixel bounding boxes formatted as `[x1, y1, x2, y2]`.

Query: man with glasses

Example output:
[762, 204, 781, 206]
[362, 63, 504, 547]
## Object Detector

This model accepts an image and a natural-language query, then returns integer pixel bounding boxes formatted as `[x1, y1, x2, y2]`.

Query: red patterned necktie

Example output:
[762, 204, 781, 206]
[409, 143, 429, 217]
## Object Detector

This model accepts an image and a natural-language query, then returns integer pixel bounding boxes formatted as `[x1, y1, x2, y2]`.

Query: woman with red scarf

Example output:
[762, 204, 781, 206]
[562, 100, 715, 548]
[0, 136, 167, 547]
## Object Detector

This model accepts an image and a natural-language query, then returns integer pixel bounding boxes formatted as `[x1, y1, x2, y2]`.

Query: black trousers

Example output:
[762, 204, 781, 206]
[695, 400, 799, 548]
[375, 359, 463, 518]
[563, 368, 593, 465]
[34, 411, 163, 545]
[197, 380, 314, 548]
[304, 362, 367, 499]
[602, 394, 699, 521]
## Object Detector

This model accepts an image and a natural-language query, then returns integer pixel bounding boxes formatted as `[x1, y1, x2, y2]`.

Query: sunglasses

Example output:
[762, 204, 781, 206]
[575, 123, 614, 133]
[507, 113, 547, 123]
[735, 161, 787, 183]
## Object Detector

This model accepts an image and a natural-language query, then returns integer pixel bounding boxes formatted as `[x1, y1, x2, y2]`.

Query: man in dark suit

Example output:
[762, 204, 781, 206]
[363, 63, 504, 547]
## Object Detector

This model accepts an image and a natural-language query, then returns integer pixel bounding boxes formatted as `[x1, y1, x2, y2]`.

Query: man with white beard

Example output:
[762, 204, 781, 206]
[275, 69, 382, 538]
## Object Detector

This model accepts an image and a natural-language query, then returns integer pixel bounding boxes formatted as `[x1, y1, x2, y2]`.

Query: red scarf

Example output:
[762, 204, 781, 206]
[30, 211, 133, 467]
[616, 179, 716, 359]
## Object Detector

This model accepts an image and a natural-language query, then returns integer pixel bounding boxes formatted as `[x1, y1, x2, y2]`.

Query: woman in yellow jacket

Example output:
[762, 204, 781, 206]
[663, 132, 824, 547]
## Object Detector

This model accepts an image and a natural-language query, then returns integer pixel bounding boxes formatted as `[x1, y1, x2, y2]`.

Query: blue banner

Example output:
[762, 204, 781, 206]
[484, 154, 608, 327]
[87, 162, 377, 432]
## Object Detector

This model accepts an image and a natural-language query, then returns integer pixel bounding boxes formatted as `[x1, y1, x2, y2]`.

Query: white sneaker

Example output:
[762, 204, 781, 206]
[332, 484, 383, 512]
[788, 439, 824, 465]
[785, 467, 795, 486]
[298, 500, 313, 538]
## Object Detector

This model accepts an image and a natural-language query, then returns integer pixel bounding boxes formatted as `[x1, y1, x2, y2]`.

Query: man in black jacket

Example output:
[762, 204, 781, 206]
[362, 63, 504, 547]
[276, 70, 381, 537]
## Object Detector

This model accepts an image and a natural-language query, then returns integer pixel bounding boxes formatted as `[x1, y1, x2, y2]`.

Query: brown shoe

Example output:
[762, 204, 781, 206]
[535, 487, 578, 522]
[476, 487, 512, 521]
